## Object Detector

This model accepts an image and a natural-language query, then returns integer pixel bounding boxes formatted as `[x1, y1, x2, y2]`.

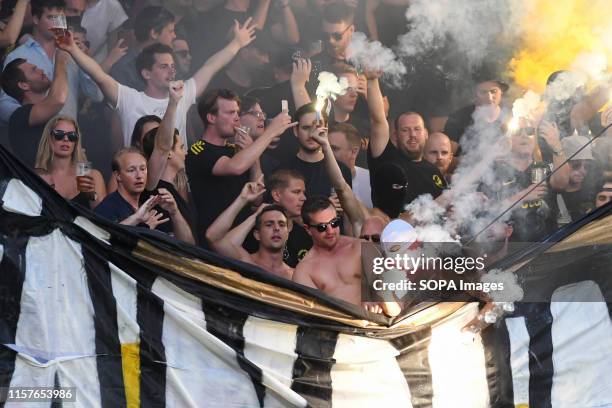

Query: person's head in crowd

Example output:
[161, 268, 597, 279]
[130, 115, 161, 148]
[293, 103, 321, 154]
[254, 204, 290, 252]
[424, 132, 453, 175]
[67, 20, 89, 53]
[267, 169, 307, 219]
[235, 31, 271, 71]
[321, 2, 355, 59]
[239, 96, 267, 141]
[136, 43, 176, 92]
[562, 134, 593, 191]
[394, 112, 429, 161]
[359, 215, 387, 243]
[509, 118, 537, 158]
[331, 63, 358, 117]
[301, 195, 340, 248]
[31, 0, 66, 42]
[34, 115, 85, 171]
[472, 72, 507, 108]
[64, 0, 85, 16]
[328, 122, 360, 171]
[373, 163, 407, 218]
[134, 6, 176, 47]
[271, 47, 299, 83]
[198, 88, 241, 139]
[1, 58, 51, 104]
[172, 37, 191, 79]
[141, 127, 186, 172]
[111, 147, 148, 198]
[595, 181, 612, 208]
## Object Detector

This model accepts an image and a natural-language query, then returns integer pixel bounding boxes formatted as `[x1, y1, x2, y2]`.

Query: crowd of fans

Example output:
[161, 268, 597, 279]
[0, 0, 611, 314]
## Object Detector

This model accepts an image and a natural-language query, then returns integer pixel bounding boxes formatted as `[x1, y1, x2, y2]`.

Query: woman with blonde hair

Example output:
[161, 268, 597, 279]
[35, 115, 107, 208]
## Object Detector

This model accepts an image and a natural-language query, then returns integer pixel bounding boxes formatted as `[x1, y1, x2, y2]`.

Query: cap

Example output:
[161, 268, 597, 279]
[472, 64, 509, 92]
[561, 134, 593, 160]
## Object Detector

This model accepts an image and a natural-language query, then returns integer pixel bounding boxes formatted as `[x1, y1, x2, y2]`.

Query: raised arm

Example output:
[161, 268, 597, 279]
[290, 58, 312, 110]
[29, 51, 69, 126]
[146, 81, 183, 190]
[365, 70, 389, 158]
[0, 0, 29, 47]
[57, 31, 119, 106]
[570, 81, 612, 131]
[539, 121, 569, 190]
[311, 125, 367, 235]
[191, 18, 256, 96]
[212, 112, 296, 176]
[206, 178, 265, 260]
[251, 0, 272, 30]
[270, 0, 300, 44]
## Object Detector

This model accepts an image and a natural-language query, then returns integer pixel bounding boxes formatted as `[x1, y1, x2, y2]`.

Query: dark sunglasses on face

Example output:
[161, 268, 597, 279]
[174, 50, 190, 58]
[520, 126, 536, 136]
[309, 216, 341, 232]
[51, 129, 78, 142]
[360, 234, 381, 243]
[322, 25, 352, 41]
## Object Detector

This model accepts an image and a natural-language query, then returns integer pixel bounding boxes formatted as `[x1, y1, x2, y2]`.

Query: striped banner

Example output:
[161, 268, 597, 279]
[1, 145, 611, 407]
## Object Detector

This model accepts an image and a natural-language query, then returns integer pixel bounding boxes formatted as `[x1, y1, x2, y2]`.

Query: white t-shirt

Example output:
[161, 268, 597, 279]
[81, 0, 128, 62]
[116, 78, 197, 147]
[353, 166, 373, 208]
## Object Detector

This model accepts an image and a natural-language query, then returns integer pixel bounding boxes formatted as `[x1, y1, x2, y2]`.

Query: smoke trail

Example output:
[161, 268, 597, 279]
[347, 32, 406, 87]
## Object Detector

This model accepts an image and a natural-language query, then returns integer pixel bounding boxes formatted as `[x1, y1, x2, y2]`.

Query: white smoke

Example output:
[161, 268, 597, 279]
[481, 268, 524, 302]
[315, 72, 348, 113]
[347, 32, 406, 86]
[396, 0, 524, 70]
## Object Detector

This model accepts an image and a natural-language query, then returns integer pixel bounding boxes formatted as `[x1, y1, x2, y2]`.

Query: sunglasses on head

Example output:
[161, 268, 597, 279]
[51, 129, 78, 142]
[309, 216, 341, 232]
[360, 234, 381, 243]
[322, 25, 352, 41]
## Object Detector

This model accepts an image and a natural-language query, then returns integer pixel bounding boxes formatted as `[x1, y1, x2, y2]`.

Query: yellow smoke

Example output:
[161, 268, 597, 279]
[509, 0, 612, 92]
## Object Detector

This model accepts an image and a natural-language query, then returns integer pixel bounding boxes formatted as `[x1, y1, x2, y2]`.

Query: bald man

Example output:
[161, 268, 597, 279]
[424, 132, 454, 178]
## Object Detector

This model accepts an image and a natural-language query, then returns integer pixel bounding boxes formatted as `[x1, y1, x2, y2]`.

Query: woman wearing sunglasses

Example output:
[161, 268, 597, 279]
[34, 116, 107, 208]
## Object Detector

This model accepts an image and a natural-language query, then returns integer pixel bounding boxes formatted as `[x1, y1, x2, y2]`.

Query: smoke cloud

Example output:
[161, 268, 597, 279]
[347, 32, 406, 86]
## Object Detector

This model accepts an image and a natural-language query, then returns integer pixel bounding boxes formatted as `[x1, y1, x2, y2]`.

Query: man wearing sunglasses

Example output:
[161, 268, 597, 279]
[557, 134, 603, 222]
[315, 2, 355, 70]
[293, 195, 399, 315]
[1, 52, 69, 166]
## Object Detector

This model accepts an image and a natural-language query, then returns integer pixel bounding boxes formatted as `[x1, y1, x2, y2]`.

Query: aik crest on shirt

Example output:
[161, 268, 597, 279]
[190, 140, 205, 155]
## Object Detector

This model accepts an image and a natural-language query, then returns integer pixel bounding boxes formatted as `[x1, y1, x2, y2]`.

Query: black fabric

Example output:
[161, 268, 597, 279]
[201, 303, 266, 406]
[281, 156, 352, 197]
[82, 246, 128, 407]
[284, 222, 312, 267]
[481, 321, 515, 408]
[390, 327, 433, 408]
[185, 139, 251, 243]
[8, 104, 44, 167]
[0, 228, 28, 393]
[136, 276, 167, 407]
[71, 191, 91, 208]
[368, 141, 447, 206]
[291, 327, 339, 407]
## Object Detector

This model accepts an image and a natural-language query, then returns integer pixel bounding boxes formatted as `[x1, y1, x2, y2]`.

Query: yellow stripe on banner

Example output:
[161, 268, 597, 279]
[121, 343, 141, 408]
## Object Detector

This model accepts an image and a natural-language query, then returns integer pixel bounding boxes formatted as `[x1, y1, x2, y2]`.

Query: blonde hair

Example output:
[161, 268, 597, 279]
[34, 115, 87, 172]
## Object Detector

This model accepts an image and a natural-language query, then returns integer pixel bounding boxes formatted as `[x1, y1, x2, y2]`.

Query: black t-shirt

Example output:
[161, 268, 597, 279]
[208, 70, 257, 98]
[482, 160, 558, 242]
[284, 223, 312, 268]
[367, 141, 447, 205]
[281, 156, 352, 197]
[561, 190, 595, 221]
[8, 104, 44, 167]
[185, 139, 251, 242]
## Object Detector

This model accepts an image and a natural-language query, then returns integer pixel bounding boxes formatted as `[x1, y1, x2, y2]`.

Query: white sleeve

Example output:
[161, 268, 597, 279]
[115, 84, 139, 113]
[177, 78, 197, 115]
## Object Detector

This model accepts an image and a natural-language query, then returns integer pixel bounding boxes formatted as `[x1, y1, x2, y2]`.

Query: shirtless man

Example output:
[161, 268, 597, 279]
[206, 178, 293, 279]
[293, 195, 400, 315]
